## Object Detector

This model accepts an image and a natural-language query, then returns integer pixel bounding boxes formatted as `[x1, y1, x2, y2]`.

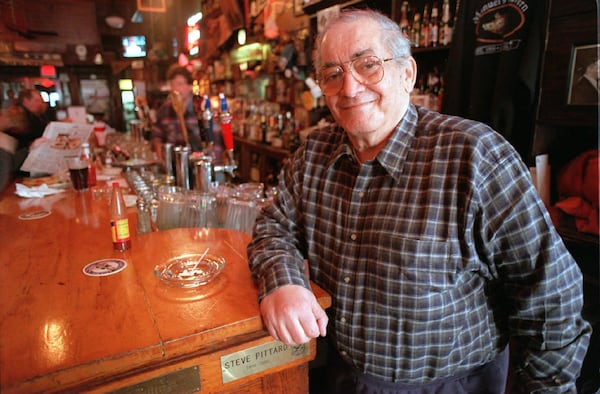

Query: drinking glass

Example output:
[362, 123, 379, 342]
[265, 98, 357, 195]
[180, 192, 218, 228]
[156, 185, 184, 230]
[66, 157, 89, 192]
[224, 196, 271, 234]
[209, 182, 235, 227]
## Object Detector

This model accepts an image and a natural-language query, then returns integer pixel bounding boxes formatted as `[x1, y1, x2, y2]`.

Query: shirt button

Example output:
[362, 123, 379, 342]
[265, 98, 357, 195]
[343, 276, 350, 283]
[340, 350, 347, 356]
[350, 233, 357, 241]
[340, 317, 346, 323]
[358, 191, 365, 198]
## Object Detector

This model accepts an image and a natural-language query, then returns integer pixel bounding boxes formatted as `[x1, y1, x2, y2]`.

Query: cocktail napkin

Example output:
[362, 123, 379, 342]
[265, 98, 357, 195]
[15, 183, 66, 198]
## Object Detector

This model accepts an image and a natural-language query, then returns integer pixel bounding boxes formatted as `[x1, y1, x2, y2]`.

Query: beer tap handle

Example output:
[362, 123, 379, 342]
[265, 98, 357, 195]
[219, 93, 234, 151]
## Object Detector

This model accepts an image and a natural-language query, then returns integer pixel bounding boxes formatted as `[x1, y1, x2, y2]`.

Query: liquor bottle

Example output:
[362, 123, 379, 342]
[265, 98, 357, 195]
[110, 182, 131, 252]
[411, 11, 422, 47]
[80, 142, 97, 187]
[192, 81, 205, 147]
[192, 81, 202, 114]
[430, 1, 440, 47]
[439, 0, 453, 46]
[421, 3, 431, 48]
[399, 1, 410, 37]
[260, 113, 268, 145]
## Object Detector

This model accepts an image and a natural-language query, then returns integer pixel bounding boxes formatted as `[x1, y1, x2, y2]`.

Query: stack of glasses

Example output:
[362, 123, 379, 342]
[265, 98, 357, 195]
[153, 181, 276, 234]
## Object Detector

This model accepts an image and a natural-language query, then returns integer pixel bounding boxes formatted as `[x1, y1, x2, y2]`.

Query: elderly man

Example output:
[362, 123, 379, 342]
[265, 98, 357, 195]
[247, 8, 590, 394]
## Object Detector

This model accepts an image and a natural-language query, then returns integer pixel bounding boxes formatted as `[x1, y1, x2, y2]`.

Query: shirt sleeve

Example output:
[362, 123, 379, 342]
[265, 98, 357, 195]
[247, 146, 311, 300]
[475, 147, 591, 392]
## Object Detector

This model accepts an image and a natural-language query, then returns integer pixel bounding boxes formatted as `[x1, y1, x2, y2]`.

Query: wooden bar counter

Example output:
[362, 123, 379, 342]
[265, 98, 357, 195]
[0, 182, 331, 393]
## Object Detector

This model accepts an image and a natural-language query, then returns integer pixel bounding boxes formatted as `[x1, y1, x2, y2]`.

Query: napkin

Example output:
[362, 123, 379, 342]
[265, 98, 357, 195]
[15, 183, 66, 198]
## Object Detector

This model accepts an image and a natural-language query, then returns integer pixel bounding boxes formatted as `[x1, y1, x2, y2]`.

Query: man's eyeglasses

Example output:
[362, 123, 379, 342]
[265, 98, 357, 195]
[317, 56, 396, 96]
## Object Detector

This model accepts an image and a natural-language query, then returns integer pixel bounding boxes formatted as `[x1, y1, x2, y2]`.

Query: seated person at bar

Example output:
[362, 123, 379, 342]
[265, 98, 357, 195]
[247, 9, 591, 393]
[151, 65, 224, 163]
[0, 89, 49, 191]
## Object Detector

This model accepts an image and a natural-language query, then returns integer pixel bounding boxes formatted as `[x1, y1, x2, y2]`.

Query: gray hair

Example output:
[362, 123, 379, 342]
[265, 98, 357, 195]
[313, 8, 412, 71]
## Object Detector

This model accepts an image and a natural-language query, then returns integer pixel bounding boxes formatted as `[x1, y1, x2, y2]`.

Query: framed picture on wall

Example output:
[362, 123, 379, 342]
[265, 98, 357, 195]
[566, 43, 599, 106]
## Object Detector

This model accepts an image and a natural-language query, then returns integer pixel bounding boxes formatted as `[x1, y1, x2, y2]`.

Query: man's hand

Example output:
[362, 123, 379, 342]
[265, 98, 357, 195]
[260, 285, 328, 345]
[29, 137, 49, 151]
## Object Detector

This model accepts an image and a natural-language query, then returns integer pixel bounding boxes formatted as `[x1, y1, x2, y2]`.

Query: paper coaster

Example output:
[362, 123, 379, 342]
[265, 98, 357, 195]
[19, 210, 51, 220]
[83, 259, 127, 277]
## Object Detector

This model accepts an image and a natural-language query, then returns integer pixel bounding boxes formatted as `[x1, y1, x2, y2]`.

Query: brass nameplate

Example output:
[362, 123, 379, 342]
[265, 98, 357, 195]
[221, 341, 309, 383]
[109, 365, 201, 393]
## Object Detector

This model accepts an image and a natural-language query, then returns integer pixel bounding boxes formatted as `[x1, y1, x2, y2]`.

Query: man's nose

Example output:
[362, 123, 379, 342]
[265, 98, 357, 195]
[339, 68, 365, 96]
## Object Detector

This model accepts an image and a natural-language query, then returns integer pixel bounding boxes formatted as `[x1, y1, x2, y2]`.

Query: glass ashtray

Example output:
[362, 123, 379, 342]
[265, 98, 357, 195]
[154, 253, 226, 288]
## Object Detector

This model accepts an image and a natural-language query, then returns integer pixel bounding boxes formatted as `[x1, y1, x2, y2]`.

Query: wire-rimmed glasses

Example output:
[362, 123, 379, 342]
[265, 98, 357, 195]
[317, 55, 396, 96]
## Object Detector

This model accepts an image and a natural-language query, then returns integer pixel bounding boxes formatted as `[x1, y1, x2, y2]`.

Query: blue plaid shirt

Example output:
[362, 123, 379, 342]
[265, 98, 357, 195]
[248, 104, 590, 391]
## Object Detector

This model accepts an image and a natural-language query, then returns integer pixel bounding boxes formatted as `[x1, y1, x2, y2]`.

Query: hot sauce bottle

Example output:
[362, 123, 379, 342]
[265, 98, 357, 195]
[110, 182, 131, 252]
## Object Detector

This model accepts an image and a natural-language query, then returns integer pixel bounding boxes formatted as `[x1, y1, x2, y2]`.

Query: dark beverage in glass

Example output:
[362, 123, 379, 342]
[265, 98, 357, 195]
[67, 157, 89, 192]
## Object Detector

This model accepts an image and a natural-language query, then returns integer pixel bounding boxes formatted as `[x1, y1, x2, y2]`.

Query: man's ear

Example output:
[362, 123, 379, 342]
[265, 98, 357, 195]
[402, 57, 418, 94]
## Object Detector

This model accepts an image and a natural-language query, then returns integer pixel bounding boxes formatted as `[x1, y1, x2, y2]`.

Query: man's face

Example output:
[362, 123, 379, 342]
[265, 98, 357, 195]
[319, 19, 415, 144]
[170, 75, 193, 101]
[23, 91, 48, 116]
[585, 60, 600, 79]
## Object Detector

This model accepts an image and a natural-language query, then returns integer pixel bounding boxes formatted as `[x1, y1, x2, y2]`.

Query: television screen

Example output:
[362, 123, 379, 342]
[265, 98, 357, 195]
[122, 35, 146, 58]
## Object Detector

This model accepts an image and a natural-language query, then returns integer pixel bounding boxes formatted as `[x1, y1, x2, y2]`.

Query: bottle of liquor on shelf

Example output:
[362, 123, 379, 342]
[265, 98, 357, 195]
[80, 142, 97, 187]
[429, 1, 440, 47]
[411, 10, 422, 47]
[260, 113, 268, 145]
[109, 182, 131, 252]
[192, 81, 203, 120]
[421, 3, 431, 47]
[282, 111, 300, 151]
[399, 1, 410, 37]
[439, 0, 453, 46]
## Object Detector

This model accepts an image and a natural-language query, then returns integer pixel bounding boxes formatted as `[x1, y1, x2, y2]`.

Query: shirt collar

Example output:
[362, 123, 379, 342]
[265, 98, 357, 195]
[378, 104, 418, 181]
[327, 104, 418, 181]
[325, 126, 356, 168]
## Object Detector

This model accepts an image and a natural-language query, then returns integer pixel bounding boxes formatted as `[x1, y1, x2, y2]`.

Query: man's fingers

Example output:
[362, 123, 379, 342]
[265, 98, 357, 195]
[259, 285, 328, 345]
[315, 307, 329, 337]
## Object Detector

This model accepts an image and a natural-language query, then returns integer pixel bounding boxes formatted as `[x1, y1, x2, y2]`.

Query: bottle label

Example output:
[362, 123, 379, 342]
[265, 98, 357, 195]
[111, 218, 131, 242]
